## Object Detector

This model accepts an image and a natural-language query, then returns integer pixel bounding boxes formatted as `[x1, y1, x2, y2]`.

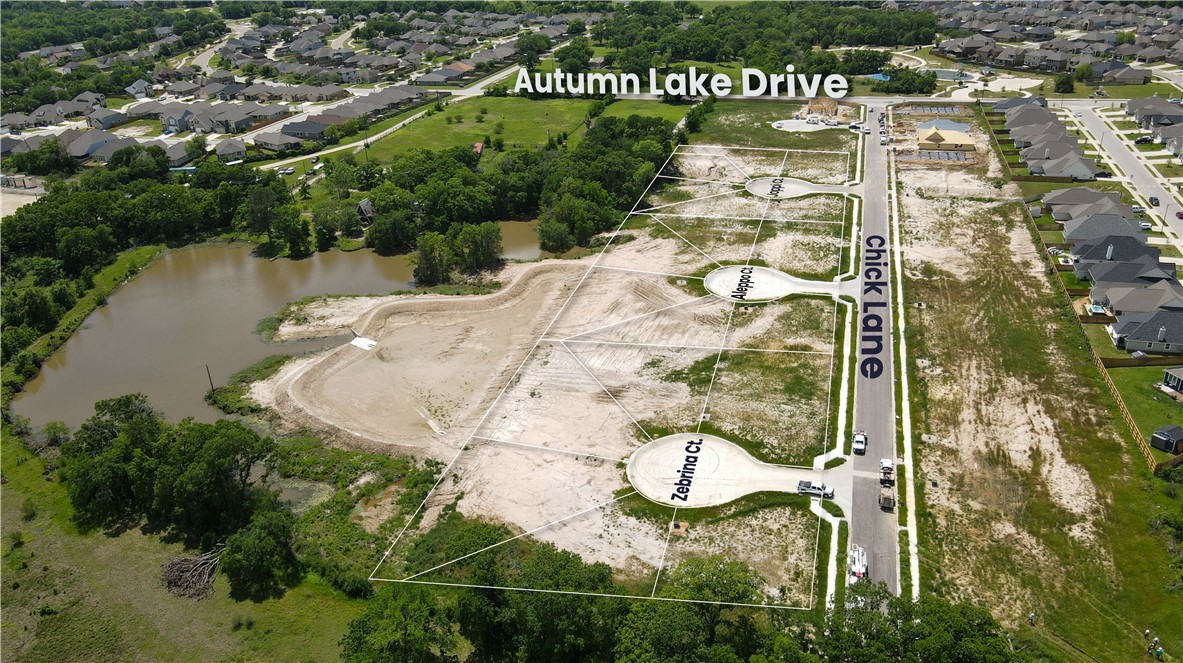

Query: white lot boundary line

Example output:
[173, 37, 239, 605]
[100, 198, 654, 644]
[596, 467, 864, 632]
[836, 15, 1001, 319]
[650, 212, 843, 226]
[720, 153, 751, 180]
[557, 338, 830, 356]
[635, 189, 740, 214]
[381, 579, 810, 610]
[807, 504, 823, 610]
[746, 149, 791, 259]
[562, 294, 714, 342]
[679, 144, 848, 156]
[470, 435, 627, 464]
[648, 216, 725, 268]
[656, 175, 747, 187]
[592, 264, 704, 281]
[695, 304, 737, 434]
[369, 150, 680, 580]
[558, 340, 655, 442]
[400, 491, 640, 581]
[650, 507, 679, 597]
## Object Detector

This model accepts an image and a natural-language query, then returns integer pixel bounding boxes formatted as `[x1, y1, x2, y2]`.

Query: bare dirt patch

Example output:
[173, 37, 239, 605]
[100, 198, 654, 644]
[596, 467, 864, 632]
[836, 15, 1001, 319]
[663, 506, 819, 605]
[252, 260, 588, 459]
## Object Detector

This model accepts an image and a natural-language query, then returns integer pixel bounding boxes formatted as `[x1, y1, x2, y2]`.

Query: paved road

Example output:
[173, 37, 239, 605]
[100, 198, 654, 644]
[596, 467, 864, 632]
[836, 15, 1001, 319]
[848, 108, 901, 595]
[1065, 99, 1183, 253]
[330, 25, 360, 50]
[191, 20, 252, 74]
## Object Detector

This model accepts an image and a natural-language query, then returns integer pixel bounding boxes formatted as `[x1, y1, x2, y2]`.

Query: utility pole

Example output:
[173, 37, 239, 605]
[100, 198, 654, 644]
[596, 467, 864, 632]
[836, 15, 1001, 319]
[205, 364, 215, 392]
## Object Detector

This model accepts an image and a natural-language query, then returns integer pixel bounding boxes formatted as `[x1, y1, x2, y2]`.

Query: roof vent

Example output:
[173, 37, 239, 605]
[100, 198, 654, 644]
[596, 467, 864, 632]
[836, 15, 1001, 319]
[1159, 326, 1168, 342]
[1106, 244, 1114, 260]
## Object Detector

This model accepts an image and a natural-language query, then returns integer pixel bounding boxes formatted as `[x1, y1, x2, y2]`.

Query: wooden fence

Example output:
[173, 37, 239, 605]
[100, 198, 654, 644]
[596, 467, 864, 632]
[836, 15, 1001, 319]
[1012, 175, 1074, 183]
[1019, 203, 1162, 471]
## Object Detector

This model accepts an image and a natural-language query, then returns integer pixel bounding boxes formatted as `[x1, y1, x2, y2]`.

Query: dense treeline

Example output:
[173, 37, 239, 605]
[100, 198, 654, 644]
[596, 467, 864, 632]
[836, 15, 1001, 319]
[362, 113, 675, 283]
[342, 510, 1022, 662]
[0, 151, 297, 379]
[871, 65, 938, 94]
[46, 394, 439, 599]
[591, 1, 936, 73]
[1, 58, 155, 114]
[0, 2, 226, 61]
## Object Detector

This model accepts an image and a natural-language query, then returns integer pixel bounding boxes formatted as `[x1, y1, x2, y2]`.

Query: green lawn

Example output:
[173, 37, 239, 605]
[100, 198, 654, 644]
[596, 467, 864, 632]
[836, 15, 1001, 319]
[1154, 162, 1183, 178]
[0, 432, 365, 662]
[1083, 323, 1127, 360]
[1111, 119, 1140, 130]
[692, 99, 857, 152]
[366, 96, 593, 163]
[904, 201, 1183, 660]
[1107, 365, 1183, 457]
[601, 99, 690, 125]
[104, 97, 134, 110]
[1017, 179, 1138, 205]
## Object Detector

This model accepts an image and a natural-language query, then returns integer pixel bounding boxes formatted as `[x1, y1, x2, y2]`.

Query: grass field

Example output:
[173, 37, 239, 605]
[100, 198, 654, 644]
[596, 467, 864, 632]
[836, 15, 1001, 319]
[692, 99, 858, 152]
[600, 99, 691, 125]
[904, 199, 1183, 660]
[1106, 365, 1183, 455]
[0, 431, 364, 662]
[366, 96, 592, 163]
[1153, 162, 1183, 179]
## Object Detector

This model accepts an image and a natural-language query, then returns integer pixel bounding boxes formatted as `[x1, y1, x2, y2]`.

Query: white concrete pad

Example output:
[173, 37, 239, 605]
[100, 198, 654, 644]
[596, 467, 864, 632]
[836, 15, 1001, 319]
[626, 432, 815, 508]
[704, 264, 850, 302]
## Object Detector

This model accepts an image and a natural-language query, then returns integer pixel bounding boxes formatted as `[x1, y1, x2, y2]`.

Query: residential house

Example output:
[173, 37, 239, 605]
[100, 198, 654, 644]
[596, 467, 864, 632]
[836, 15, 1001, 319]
[1063, 214, 1144, 246]
[65, 130, 117, 159]
[1073, 235, 1160, 278]
[1151, 425, 1183, 454]
[252, 132, 305, 151]
[1163, 367, 1183, 397]
[1111, 310, 1183, 354]
[281, 120, 329, 140]
[125, 79, 153, 98]
[1104, 281, 1183, 315]
[215, 138, 247, 162]
[86, 107, 126, 130]
[90, 137, 140, 163]
[73, 91, 107, 108]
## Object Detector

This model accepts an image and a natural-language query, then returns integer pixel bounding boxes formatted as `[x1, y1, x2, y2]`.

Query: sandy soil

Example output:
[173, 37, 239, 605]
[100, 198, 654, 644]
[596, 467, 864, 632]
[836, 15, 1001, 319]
[252, 260, 588, 458]
[665, 506, 819, 605]
[899, 129, 1111, 625]
[270, 159, 839, 592]
[1, 189, 41, 218]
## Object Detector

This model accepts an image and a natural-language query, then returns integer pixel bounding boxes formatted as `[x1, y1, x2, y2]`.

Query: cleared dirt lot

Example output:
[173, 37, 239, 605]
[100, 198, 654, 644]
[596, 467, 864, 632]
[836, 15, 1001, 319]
[253, 260, 587, 458]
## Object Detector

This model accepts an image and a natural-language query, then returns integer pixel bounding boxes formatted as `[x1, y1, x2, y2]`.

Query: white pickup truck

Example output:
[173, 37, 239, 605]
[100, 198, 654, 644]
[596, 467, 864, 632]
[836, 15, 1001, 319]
[797, 480, 835, 499]
[852, 430, 868, 455]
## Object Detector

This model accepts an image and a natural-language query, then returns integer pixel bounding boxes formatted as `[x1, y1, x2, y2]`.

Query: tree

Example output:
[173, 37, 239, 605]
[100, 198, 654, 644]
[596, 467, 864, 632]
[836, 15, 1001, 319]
[537, 219, 574, 253]
[568, 18, 586, 35]
[185, 135, 208, 162]
[413, 232, 454, 285]
[9, 137, 76, 176]
[1054, 72, 1075, 94]
[237, 185, 281, 239]
[311, 201, 357, 251]
[270, 205, 311, 257]
[1116, 30, 1136, 45]
[325, 160, 358, 200]
[1073, 62, 1093, 82]
[221, 504, 300, 600]
[516, 33, 552, 71]
[340, 584, 458, 663]
[365, 210, 415, 255]
[449, 222, 502, 273]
